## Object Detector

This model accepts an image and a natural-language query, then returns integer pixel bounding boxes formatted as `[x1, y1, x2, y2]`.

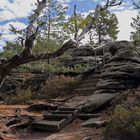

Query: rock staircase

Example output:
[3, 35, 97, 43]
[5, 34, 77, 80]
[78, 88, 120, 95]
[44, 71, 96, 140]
[75, 72, 101, 96]
[32, 106, 101, 132]
[31, 70, 104, 132]
[32, 107, 80, 132]
[30, 68, 119, 132]
[30, 44, 118, 132]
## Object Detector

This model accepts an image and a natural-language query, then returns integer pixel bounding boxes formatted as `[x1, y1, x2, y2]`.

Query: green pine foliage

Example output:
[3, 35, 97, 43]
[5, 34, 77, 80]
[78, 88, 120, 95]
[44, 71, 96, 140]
[86, 10, 119, 44]
[104, 105, 140, 140]
[0, 41, 23, 58]
[130, 12, 140, 41]
[39, 0, 67, 42]
[63, 13, 84, 38]
[103, 90, 140, 140]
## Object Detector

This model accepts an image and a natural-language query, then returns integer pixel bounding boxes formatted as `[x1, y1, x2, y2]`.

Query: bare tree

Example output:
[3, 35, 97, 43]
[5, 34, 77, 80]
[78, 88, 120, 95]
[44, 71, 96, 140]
[132, 0, 140, 8]
[77, 0, 122, 41]
[0, 0, 122, 87]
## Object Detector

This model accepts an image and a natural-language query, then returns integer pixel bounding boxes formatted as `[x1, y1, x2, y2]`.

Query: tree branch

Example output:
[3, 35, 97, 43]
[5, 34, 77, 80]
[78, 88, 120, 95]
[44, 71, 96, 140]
[103, 0, 122, 10]
[24, 0, 47, 54]
[0, 0, 122, 87]
[77, 0, 122, 41]
[0, 40, 77, 86]
[132, 0, 140, 9]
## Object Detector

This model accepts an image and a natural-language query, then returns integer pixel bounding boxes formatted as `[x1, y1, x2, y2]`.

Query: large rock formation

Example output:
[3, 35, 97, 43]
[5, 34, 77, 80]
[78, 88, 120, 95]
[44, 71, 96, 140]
[95, 41, 140, 94]
[67, 45, 108, 67]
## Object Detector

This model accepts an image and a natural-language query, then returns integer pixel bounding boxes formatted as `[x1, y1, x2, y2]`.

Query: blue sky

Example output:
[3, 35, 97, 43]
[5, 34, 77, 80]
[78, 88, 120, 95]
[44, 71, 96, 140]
[0, 0, 138, 49]
[67, 0, 97, 14]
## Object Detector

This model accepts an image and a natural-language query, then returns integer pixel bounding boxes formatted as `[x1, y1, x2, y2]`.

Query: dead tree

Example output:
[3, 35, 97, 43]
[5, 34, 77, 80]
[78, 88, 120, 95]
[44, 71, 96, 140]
[0, 0, 122, 87]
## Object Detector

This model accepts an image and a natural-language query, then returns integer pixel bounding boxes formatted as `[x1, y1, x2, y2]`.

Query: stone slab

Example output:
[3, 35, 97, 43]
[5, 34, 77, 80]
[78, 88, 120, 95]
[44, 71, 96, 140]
[62, 93, 118, 113]
[82, 118, 107, 127]
[82, 93, 119, 113]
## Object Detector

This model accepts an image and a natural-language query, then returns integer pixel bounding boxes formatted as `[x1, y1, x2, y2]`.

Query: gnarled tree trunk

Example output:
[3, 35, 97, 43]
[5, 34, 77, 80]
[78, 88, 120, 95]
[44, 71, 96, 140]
[0, 0, 122, 87]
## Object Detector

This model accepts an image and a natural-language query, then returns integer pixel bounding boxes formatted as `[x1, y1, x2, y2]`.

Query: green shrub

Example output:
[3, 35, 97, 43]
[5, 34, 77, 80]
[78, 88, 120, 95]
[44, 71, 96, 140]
[19, 62, 91, 74]
[41, 75, 80, 99]
[5, 88, 35, 104]
[104, 96, 140, 140]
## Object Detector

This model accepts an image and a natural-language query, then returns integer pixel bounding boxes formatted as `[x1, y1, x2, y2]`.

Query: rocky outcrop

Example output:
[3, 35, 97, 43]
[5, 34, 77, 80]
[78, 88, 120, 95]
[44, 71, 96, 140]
[0, 69, 48, 95]
[67, 45, 110, 68]
[95, 41, 140, 94]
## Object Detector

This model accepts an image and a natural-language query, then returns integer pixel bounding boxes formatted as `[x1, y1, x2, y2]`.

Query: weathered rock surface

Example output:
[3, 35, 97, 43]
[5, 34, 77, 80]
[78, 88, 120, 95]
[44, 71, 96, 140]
[67, 45, 111, 68]
[95, 41, 140, 94]
[82, 118, 107, 127]
[61, 93, 118, 113]
[0, 69, 48, 95]
[27, 103, 57, 112]
[82, 93, 118, 112]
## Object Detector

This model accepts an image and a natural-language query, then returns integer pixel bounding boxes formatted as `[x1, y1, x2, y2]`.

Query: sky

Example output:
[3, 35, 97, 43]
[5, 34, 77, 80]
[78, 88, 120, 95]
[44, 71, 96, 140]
[0, 0, 139, 49]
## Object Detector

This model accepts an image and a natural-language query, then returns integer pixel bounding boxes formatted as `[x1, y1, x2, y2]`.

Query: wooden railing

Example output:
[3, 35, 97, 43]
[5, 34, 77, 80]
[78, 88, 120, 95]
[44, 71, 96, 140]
[92, 44, 108, 72]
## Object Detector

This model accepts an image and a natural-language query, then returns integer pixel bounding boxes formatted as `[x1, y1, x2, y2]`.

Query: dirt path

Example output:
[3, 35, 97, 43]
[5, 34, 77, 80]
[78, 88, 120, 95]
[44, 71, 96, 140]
[0, 105, 103, 140]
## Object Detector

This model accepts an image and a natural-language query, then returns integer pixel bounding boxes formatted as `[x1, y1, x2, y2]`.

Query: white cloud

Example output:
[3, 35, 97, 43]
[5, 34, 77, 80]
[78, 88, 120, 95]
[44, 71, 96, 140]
[0, 10, 15, 21]
[75, 8, 138, 43]
[109, 1, 132, 12]
[114, 9, 138, 41]
[0, 0, 70, 22]
[0, 0, 139, 49]
[57, 0, 70, 3]
[0, 0, 70, 49]
[0, 0, 36, 22]
[0, 21, 26, 48]
[6, 21, 27, 30]
[1, 34, 17, 42]
[0, 21, 26, 33]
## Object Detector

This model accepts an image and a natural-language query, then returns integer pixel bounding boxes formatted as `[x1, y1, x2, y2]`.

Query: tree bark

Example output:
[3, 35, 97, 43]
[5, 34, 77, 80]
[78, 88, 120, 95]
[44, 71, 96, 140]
[74, 5, 78, 40]
[0, 0, 122, 87]
[0, 40, 77, 87]
[47, 9, 51, 40]
[98, 29, 102, 45]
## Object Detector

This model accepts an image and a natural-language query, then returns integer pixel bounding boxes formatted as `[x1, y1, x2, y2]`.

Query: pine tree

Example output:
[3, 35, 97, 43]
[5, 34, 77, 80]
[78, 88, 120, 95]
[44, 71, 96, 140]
[39, 0, 67, 42]
[63, 5, 84, 40]
[85, 10, 119, 44]
[130, 13, 140, 41]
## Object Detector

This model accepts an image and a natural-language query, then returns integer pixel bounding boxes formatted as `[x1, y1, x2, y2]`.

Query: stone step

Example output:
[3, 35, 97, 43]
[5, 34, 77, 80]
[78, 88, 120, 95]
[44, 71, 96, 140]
[94, 71, 101, 74]
[50, 111, 75, 114]
[58, 107, 81, 111]
[79, 83, 97, 88]
[82, 93, 119, 113]
[87, 74, 100, 79]
[43, 113, 101, 121]
[78, 113, 101, 120]
[81, 118, 107, 127]
[76, 87, 96, 92]
[43, 114, 68, 121]
[75, 87, 96, 95]
[32, 110, 79, 132]
[82, 79, 99, 84]
[32, 120, 61, 132]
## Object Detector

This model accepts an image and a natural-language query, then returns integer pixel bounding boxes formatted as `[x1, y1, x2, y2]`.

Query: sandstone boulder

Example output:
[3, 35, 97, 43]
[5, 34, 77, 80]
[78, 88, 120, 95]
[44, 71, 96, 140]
[95, 41, 140, 94]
